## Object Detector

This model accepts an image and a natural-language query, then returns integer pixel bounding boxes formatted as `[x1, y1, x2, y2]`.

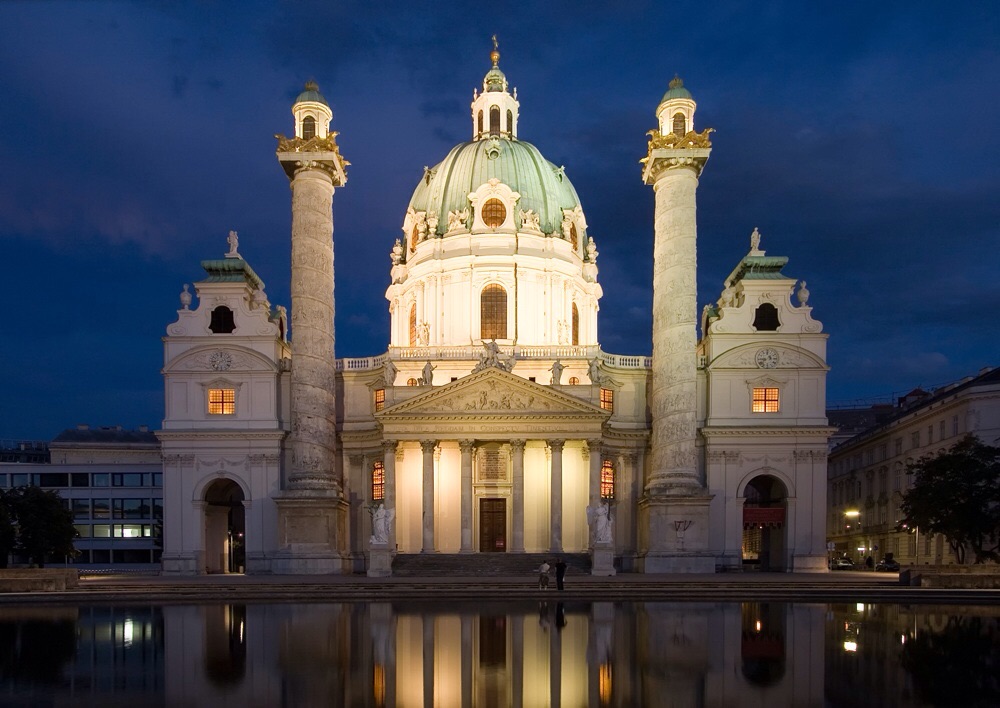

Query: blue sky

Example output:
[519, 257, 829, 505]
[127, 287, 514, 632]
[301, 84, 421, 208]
[1, 1, 998, 440]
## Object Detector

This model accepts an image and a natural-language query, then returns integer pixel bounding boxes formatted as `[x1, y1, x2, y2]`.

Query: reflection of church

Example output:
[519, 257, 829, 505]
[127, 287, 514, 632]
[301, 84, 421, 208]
[157, 45, 831, 575]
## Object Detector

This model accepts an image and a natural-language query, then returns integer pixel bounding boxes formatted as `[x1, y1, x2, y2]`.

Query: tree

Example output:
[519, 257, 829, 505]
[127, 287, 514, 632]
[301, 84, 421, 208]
[900, 435, 1000, 564]
[4, 487, 78, 567]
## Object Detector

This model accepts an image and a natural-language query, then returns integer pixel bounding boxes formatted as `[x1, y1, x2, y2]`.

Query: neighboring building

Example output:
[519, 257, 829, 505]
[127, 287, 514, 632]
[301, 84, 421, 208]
[0, 425, 163, 568]
[827, 367, 1000, 565]
[159, 48, 832, 575]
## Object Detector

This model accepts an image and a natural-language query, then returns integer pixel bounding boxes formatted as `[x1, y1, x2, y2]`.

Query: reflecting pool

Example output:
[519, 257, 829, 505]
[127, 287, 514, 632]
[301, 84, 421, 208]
[0, 601, 997, 707]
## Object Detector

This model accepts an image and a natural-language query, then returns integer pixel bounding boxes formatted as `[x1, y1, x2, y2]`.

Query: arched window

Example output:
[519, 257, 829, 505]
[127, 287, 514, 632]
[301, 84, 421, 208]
[572, 303, 580, 345]
[569, 222, 578, 249]
[481, 198, 506, 228]
[209, 306, 236, 334]
[408, 304, 417, 346]
[406, 378, 418, 387]
[600, 459, 615, 499]
[477, 110, 484, 136]
[481, 284, 507, 340]
[752, 303, 780, 331]
[302, 115, 316, 140]
[672, 112, 686, 135]
[506, 109, 513, 134]
[568, 376, 580, 385]
[409, 224, 419, 253]
[371, 461, 385, 502]
[490, 106, 500, 136]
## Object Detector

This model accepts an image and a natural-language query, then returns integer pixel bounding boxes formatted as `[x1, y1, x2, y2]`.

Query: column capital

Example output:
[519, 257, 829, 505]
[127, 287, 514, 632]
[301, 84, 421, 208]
[509, 439, 526, 453]
[420, 440, 437, 454]
[348, 454, 365, 467]
[459, 439, 476, 454]
[382, 439, 398, 454]
[547, 439, 566, 452]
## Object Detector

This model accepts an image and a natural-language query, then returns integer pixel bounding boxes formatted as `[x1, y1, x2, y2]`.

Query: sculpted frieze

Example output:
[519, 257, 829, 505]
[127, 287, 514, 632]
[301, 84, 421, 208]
[437, 380, 551, 413]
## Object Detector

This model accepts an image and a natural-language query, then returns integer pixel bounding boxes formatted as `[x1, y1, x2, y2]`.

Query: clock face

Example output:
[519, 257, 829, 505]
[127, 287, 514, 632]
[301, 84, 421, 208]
[210, 351, 233, 372]
[755, 348, 779, 369]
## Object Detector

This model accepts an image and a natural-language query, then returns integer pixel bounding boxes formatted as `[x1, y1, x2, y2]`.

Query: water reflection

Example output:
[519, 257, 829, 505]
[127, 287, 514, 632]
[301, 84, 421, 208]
[0, 600, 997, 706]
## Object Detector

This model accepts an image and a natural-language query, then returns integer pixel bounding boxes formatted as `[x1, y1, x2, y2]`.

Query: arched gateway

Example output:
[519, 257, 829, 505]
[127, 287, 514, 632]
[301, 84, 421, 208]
[741, 475, 787, 572]
[204, 479, 246, 574]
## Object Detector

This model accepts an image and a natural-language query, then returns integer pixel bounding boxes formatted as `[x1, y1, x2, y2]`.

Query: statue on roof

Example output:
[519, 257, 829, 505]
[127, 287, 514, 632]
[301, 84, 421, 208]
[226, 230, 240, 258]
[749, 227, 762, 254]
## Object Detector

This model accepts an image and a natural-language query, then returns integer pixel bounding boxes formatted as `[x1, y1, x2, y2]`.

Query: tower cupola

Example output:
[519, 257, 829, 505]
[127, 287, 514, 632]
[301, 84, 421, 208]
[656, 75, 697, 137]
[471, 36, 519, 141]
[292, 80, 333, 140]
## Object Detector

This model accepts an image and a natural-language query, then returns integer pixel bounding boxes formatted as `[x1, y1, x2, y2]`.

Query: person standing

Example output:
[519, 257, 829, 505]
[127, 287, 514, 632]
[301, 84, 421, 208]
[538, 560, 551, 589]
[554, 557, 567, 590]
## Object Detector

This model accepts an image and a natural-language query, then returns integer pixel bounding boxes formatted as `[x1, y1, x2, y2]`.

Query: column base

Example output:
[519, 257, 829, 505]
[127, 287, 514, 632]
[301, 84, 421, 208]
[638, 493, 716, 574]
[272, 495, 350, 574]
[161, 552, 202, 576]
[368, 546, 393, 577]
[790, 554, 830, 573]
[591, 543, 617, 576]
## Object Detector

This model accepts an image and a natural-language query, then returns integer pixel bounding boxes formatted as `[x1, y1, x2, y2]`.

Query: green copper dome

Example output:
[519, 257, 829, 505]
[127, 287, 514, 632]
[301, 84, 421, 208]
[660, 75, 692, 103]
[407, 138, 584, 236]
[295, 80, 329, 107]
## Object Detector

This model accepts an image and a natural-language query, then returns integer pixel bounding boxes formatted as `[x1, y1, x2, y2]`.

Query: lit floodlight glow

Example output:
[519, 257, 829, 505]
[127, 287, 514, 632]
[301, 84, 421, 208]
[755, 620, 762, 632]
[844, 510, 860, 518]
[843, 640, 857, 652]
[856, 603, 865, 612]
[123, 618, 134, 647]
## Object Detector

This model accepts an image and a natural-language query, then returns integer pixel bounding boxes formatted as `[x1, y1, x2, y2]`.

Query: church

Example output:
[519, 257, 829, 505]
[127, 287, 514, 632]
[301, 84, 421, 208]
[157, 46, 832, 575]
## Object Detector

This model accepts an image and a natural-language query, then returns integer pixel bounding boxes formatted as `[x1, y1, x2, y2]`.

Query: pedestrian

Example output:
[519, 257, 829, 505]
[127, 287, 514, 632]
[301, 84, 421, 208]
[865, 555, 874, 570]
[554, 557, 567, 590]
[538, 559, 551, 589]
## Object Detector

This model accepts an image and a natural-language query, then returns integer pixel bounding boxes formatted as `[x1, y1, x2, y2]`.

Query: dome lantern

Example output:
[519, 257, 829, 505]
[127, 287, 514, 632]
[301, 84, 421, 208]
[656, 75, 697, 137]
[471, 36, 519, 141]
[292, 80, 333, 140]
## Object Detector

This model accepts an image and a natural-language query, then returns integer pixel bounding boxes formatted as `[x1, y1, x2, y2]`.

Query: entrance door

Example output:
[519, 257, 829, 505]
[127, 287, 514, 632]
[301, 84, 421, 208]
[479, 498, 507, 552]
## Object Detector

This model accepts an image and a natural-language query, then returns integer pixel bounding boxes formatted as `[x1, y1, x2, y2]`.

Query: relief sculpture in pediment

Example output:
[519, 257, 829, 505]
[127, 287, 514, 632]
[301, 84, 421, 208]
[437, 380, 551, 412]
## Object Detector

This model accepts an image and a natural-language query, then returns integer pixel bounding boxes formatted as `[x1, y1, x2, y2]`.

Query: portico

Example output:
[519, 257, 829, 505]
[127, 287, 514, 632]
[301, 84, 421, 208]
[373, 368, 608, 555]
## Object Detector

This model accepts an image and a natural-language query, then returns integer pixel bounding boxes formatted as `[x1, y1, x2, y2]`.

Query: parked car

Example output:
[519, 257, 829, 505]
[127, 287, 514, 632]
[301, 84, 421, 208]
[875, 558, 901, 572]
[830, 558, 855, 570]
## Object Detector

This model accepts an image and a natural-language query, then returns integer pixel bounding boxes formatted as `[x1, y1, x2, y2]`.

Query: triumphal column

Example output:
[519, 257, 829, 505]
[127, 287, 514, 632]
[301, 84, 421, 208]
[639, 76, 716, 572]
[272, 81, 350, 573]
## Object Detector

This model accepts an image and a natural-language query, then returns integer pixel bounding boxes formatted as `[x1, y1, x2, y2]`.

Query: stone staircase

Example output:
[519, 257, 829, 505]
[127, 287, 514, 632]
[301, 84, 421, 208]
[391, 552, 591, 577]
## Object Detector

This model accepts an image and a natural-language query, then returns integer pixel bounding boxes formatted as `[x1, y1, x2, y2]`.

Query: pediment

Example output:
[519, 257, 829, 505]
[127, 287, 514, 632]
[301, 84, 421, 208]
[377, 367, 607, 421]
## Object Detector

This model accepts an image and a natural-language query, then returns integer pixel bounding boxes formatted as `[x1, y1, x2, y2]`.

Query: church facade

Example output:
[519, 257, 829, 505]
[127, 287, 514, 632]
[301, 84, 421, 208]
[157, 49, 832, 575]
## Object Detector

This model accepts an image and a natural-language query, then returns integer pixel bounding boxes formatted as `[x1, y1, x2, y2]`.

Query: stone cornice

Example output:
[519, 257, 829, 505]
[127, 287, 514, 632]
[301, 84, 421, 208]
[275, 133, 349, 185]
[155, 430, 287, 441]
[700, 426, 836, 437]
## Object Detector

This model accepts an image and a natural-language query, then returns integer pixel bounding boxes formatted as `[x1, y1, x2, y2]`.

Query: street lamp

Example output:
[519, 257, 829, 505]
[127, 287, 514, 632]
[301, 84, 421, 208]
[844, 510, 861, 563]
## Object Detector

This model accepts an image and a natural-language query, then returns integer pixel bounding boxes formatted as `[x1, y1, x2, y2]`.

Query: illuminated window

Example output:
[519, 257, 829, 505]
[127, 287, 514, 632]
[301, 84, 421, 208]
[751, 387, 779, 413]
[374, 388, 385, 412]
[209, 306, 235, 334]
[482, 198, 506, 228]
[490, 105, 500, 136]
[752, 303, 780, 331]
[371, 461, 385, 502]
[572, 303, 580, 345]
[480, 284, 507, 339]
[600, 388, 614, 412]
[208, 388, 235, 415]
[409, 224, 418, 253]
[408, 304, 417, 346]
[568, 376, 580, 385]
[302, 115, 316, 140]
[672, 112, 686, 135]
[406, 378, 418, 386]
[600, 459, 615, 499]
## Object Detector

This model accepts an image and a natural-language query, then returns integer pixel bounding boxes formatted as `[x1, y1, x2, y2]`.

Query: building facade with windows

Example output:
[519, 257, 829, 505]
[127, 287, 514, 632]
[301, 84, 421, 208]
[159, 50, 831, 575]
[827, 367, 1000, 566]
[0, 426, 163, 568]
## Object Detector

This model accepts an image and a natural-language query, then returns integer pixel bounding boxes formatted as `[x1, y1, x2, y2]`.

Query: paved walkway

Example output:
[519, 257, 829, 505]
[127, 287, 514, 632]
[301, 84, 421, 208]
[1, 570, 996, 605]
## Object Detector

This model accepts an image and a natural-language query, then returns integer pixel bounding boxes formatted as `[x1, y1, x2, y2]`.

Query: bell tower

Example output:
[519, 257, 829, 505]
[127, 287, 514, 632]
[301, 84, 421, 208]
[273, 81, 351, 574]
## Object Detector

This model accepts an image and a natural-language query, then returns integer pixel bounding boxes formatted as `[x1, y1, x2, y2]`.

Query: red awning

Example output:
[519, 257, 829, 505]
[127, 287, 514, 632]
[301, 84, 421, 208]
[743, 506, 785, 529]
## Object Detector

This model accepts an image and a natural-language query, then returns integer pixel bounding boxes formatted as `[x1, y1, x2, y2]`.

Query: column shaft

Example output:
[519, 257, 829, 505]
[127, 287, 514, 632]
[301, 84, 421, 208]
[549, 440, 565, 552]
[511, 440, 526, 553]
[382, 441, 397, 550]
[421, 440, 436, 552]
[460, 440, 474, 552]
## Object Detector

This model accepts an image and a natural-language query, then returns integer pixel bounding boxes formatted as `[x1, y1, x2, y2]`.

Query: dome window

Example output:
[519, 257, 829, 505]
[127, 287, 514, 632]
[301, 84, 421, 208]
[572, 304, 580, 345]
[482, 198, 506, 229]
[409, 225, 419, 253]
[477, 110, 484, 137]
[480, 284, 507, 340]
[672, 112, 686, 135]
[752, 303, 780, 332]
[209, 306, 236, 334]
[506, 109, 513, 134]
[302, 115, 316, 140]
[570, 223, 579, 249]
[490, 106, 500, 137]
[407, 378, 418, 387]
[408, 305, 417, 346]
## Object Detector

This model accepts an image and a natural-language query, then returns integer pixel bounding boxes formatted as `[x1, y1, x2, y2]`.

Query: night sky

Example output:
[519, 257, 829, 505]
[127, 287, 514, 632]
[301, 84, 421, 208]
[1, 1, 997, 441]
